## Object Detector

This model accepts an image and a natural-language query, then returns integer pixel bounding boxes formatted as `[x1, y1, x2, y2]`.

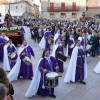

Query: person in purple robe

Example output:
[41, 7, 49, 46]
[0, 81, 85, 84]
[0, 13, 4, 28]
[54, 30, 62, 43]
[78, 33, 85, 46]
[44, 29, 51, 50]
[0, 38, 5, 61]
[64, 40, 87, 84]
[18, 40, 35, 80]
[37, 49, 59, 98]
[55, 38, 64, 72]
[75, 40, 86, 84]
[7, 40, 17, 69]
[0, 33, 9, 61]
[81, 34, 85, 46]
[57, 31, 62, 42]
[67, 34, 75, 57]
[20, 27, 25, 41]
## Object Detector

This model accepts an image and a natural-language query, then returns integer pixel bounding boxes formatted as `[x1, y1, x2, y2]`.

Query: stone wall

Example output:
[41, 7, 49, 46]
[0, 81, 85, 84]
[41, 0, 86, 20]
[86, 8, 100, 18]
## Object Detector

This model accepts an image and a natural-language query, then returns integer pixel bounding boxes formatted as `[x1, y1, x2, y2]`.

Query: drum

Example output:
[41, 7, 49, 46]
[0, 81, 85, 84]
[46, 72, 59, 88]
[23, 56, 32, 66]
[10, 53, 18, 60]
[57, 54, 67, 62]
[70, 44, 74, 48]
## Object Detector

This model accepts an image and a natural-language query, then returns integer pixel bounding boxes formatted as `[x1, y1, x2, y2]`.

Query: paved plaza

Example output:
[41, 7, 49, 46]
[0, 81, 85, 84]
[0, 26, 100, 100]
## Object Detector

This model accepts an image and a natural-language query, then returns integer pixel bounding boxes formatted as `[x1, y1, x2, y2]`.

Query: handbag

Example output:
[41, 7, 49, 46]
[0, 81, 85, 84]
[9, 84, 14, 95]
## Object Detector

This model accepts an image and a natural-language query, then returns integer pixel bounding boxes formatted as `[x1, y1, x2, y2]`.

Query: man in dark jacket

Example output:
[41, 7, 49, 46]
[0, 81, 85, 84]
[34, 25, 39, 43]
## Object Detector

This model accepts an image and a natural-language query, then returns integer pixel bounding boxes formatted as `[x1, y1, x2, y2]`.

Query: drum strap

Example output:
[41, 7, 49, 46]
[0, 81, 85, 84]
[22, 48, 28, 58]
[43, 58, 46, 69]
[9, 46, 14, 53]
[43, 57, 53, 69]
[50, 57, 53, 62]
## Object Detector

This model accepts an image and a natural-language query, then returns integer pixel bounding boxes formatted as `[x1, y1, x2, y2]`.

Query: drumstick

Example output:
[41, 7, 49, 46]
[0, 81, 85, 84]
[42, 72, 45, 89]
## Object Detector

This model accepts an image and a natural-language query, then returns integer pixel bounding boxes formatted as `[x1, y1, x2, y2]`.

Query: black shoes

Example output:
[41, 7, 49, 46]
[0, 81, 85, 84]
[18, 75, 20, 79]
[49, 94, 56, 98]
[80, 80, 86, 85]
[17, 76, 32, 80]
[37, 91, 40, 95]
[28, 77, 32, 80]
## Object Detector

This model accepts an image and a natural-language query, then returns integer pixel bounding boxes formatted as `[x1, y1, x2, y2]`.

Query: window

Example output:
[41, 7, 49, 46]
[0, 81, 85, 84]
[16, 6, 18, 9]
[61, 3, 65, 7]
[50, 3, 54, 7]
[72, 13, 77, 18]
[61, 13, 66, 18]
[50, 13, 55, 18]
[21, 5, 23, 8]
[5, 6, 8, 11]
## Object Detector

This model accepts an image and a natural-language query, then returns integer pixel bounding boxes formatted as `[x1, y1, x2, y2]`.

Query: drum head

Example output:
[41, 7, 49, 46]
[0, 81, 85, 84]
[46, 72, 58, 79]
[25, 56, 32, 62]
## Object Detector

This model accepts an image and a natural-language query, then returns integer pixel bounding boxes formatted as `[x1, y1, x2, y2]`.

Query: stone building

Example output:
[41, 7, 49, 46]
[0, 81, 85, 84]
[0, 0, 8, 4]
[86, 0, 100, 19]
[0, 0, 39, 19]
[40, 0, 86, 20]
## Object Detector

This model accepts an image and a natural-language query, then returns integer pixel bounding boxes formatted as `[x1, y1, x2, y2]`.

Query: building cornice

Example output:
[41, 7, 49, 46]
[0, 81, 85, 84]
[87, 6, 100, 9]
[2, 1, 34, 7]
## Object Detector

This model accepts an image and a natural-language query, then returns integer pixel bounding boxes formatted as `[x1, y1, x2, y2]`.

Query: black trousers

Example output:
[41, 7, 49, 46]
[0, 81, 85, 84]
[34, 33, 39, 43]
[91, 49, 95, 57]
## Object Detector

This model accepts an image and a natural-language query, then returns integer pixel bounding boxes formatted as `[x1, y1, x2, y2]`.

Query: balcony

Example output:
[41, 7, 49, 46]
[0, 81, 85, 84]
[47, 6, 79, 12]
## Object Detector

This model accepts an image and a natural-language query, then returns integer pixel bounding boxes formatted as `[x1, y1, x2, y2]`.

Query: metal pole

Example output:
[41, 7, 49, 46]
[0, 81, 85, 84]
[9, 3, 10, 15]
[8, 3, 10, 30]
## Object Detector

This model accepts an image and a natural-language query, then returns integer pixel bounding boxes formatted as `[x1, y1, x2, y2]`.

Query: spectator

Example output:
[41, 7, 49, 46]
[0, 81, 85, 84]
[39, 27, 42, 41]
[30, 25, 34, 39]
[34, 25, 39, 43]
[0, 68, 14, 99]
[0, 83, 7, 100]
[61, 29, 66, 47]
[98, 34, 100, 57]
[87, 30, 92, 43]
[90, 32, 97, 57]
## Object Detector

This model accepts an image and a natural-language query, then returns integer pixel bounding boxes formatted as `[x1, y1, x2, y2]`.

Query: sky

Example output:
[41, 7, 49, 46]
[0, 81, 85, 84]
[34, 0, 41, 6]
[34, 0, 41, 11]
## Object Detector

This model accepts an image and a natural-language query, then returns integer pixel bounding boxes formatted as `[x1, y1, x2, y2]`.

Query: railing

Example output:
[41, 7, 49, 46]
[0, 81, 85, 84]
[47, 6, 79, 11]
